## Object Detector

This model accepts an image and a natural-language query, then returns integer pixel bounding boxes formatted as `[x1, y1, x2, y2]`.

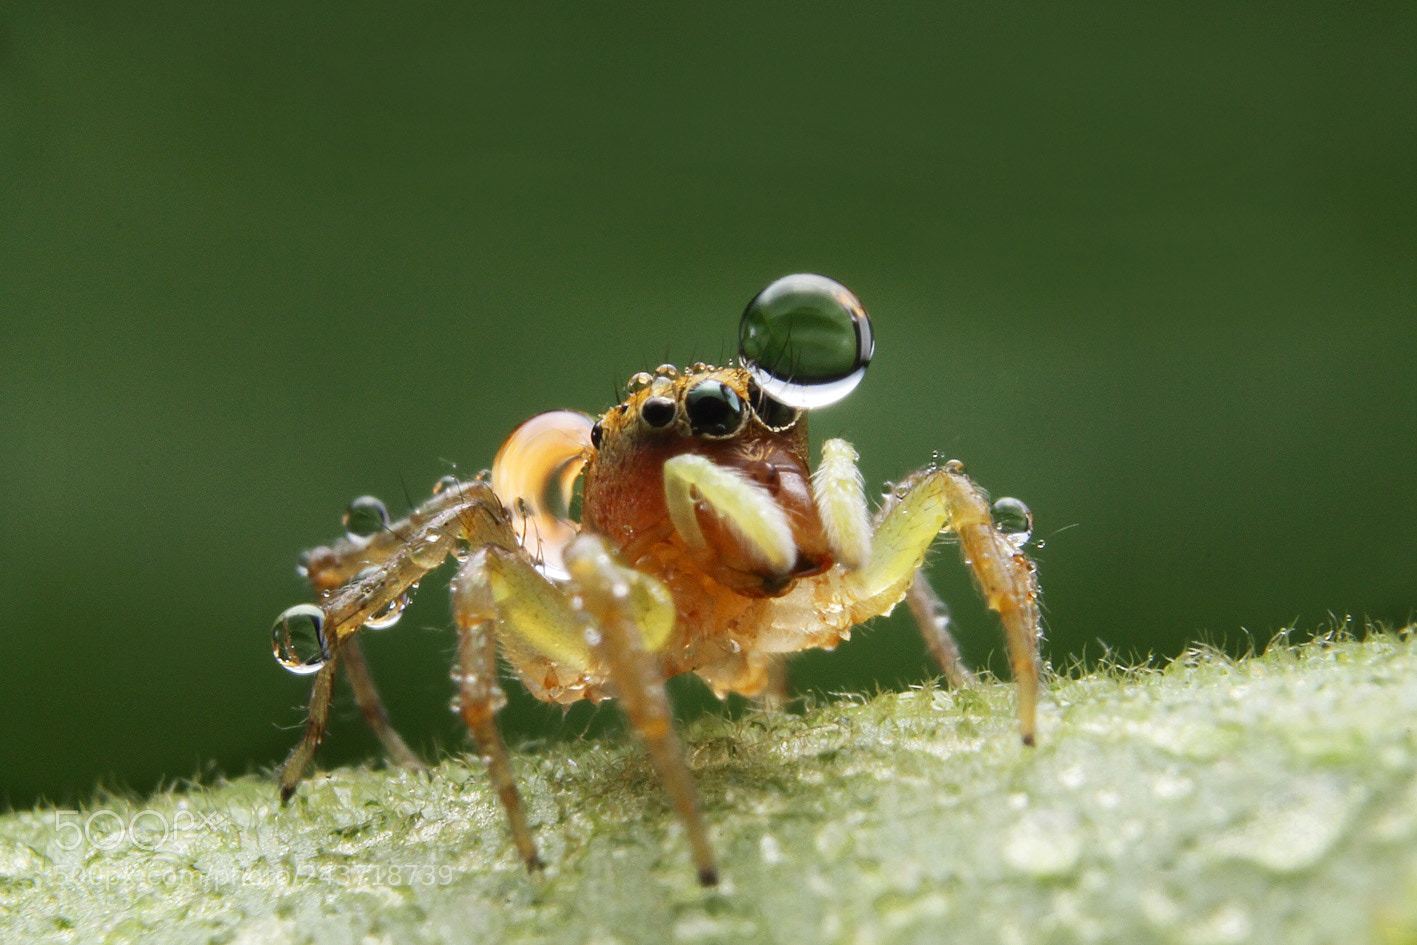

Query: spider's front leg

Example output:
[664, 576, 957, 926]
[450, 533, 717, 884]
[563, 534, 719, 887]
[276, 481, 517, 801]
[817, 440, 1043, 745]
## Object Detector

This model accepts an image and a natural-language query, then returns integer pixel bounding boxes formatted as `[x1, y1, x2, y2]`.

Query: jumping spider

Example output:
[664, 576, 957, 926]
[272, 274, 1043, 886]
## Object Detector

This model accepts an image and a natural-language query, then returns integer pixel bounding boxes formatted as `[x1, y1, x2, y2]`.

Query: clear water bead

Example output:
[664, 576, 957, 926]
[343, 495, 389, 540]
[363, 593, 408, 630]
[738, 273, 874, 409]
[409, 532, 446, 569]
[991, 496, 1034, 548]
[272, 604, 330, 674]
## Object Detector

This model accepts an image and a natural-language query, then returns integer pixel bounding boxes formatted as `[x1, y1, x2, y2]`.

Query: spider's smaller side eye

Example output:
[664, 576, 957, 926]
[747, 381, 800, 432]
[641, 396, 676, 429]
[590, 421, 604, 449]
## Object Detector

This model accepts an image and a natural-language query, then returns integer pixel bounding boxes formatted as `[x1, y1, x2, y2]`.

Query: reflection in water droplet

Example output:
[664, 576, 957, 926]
[991, 497, 1034, 548]
[626, 371, 654, 392]
[942, 459, 965, 475]
[738, 273, 874, 409]
[432, 475, 459, 495]
[272, 604, 330, 674]
[364, 593, 408, 630]
[343, 496, 390, 540]
[654, 363, 680, 378]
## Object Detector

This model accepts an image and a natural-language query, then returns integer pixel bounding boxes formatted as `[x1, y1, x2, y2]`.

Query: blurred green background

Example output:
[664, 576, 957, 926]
[2, 3, 1413, 809]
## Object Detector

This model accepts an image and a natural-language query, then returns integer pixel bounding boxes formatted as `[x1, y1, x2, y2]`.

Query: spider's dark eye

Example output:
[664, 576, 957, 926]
[641, 396, 676, 429]
[747, 380, 800, 431]
[738, 273, 873, 409]
[684, 380, 745, 438]
[589, 420, 604, 449]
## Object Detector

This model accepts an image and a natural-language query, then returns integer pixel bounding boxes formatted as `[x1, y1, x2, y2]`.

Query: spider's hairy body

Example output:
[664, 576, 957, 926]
[270, 275, 1044, 887]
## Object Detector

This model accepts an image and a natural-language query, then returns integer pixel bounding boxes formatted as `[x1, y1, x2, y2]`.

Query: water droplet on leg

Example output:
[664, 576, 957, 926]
[991, 496, 1034, 548]
[272, 604, 330, 674]
[363, 593, 409, 630]
[343, 496, 390, 540]
[409, 532, 447, 569]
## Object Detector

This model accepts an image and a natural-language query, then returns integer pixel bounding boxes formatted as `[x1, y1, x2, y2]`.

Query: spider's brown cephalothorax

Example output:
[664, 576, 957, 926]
[271, 273, 1043, 887]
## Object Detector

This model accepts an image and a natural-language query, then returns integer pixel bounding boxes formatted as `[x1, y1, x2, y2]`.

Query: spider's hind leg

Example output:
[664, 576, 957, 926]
[340, 638, 424, 771]
[904, 571, 975, 690]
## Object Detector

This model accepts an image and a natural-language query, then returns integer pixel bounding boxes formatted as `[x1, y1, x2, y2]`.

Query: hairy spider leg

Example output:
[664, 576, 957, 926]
[842, 460, 1042, 745]
[451, 533, 715, 883]
[337, 636, 424, 771]
[280, 481, 518, 801]
[565, 534, 719, 887]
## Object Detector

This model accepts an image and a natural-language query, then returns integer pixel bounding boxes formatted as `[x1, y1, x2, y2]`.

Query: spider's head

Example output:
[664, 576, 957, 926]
[581, 275, 874, 595]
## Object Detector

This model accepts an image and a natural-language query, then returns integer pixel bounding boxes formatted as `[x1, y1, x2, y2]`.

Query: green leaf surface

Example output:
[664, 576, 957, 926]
[3, 630, 1415, 945]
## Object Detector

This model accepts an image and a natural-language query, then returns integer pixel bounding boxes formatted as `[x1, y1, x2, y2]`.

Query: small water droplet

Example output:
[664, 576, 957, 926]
[409, 533, 446, 569]
[654, 363, 680, 378]
[690, 361, 710, 373]
[738, 273, 873, 409]
[942, 459, 965, 475]
[432, 475, 459, 495]
[627, 371, 654, 392]
[991, 497, 1034, 548]
[363, 593, 408, 630]
[272, 604, 330, 674]
[475, 468, 491, 482]
[343, 496, 389, 540]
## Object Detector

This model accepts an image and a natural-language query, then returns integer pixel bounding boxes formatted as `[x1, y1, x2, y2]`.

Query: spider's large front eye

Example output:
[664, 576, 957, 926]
[738, 273, 874, 409]
[684, 379, 745, 438]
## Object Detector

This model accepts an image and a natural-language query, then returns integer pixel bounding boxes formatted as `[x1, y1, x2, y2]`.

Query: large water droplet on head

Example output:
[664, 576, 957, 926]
[991, 496, 1034, 549]
[738, 273, 874, 409]
[272, 604, 330, 674]
[343, 496, 390, 540]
